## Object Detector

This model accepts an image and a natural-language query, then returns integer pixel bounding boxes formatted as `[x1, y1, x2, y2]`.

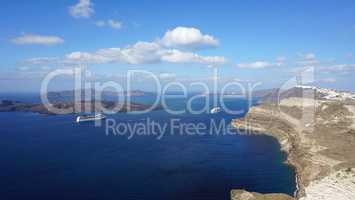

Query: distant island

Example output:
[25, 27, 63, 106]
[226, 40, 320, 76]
[46, 89, 153, 102]
[0, 90, 158, 115]
[0, 100, 156, 115]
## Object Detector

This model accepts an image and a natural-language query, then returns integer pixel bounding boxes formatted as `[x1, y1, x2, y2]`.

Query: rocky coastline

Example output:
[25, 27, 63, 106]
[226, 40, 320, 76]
[231, 87, 355, 200]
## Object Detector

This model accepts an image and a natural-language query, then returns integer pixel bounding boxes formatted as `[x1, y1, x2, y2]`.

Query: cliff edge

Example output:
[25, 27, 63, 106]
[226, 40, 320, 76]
[231, 87, 355, 200]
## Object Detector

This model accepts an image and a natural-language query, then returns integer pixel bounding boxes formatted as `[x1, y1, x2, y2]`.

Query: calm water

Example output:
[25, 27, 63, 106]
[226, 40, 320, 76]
[0, 95, 296, 200]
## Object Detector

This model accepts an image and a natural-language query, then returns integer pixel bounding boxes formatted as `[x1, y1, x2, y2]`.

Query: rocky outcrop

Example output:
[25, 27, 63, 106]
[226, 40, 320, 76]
[231, 89, 355, 200]
[231, 190, 294, 200]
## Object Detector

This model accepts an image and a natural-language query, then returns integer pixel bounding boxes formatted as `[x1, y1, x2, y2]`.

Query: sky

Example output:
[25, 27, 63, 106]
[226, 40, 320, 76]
[0, 0, 355, 92]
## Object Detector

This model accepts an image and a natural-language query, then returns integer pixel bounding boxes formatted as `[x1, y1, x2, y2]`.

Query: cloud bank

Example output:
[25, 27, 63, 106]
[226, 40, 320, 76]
[11, 34, 64, 45]
[25, 27, 226, 66]
[236, 61, 283, 69]
[64, 41, 225, 65]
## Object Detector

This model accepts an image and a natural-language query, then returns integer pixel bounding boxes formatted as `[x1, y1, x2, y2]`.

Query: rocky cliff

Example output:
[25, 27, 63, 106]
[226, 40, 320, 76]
[231, 87, 355, 200]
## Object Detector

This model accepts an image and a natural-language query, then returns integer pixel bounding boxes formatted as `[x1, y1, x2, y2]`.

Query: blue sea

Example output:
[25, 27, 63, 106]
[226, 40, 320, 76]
[0, 94, 296, 200]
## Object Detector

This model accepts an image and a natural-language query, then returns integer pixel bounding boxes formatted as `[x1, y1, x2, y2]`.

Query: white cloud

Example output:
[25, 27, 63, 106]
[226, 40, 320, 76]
[95, 19, 122, 29]
[159, 73, 176, 79]
[289, 66, 309, 74]
[233, 77, 254, 83]
[113, 41, 162, 64]
[65, 42, 226, 64]
[11, 34, 64, 45]
[160, 26, 219, 49]
[69, 0, 94, 18]
[24, 57, 59, 65]
[319, 77, 336, 83]
[236, 61, 281, 69]
[24, 27, 225, 66]
[95, 20, 106, 27]
[276, 56, 286, 63]
[17, 66, 30, 71]
[303, 53, 316, 60]
[28, 41, 225, 66]
[297, 53, 319, 66]
[65, 51, 109, 64]
[108, 19, 122, 29]
[320, 64, 355, 74]
[297, 59, 319, 66]
[161, 49, 225, 65]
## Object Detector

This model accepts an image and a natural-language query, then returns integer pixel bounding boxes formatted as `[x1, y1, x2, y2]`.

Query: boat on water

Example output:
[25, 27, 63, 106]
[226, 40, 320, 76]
[76, 113, 106, 123]
[210, 107, 221, 114]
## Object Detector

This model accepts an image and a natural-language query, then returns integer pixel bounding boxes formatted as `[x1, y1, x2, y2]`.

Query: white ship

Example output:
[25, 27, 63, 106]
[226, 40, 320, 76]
[76, 113, 106, 123]
[210, 107, 221, 114]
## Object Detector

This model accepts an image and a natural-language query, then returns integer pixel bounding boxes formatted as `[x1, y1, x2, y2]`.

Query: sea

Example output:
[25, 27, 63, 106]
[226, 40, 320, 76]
[0, 93, 296, 200]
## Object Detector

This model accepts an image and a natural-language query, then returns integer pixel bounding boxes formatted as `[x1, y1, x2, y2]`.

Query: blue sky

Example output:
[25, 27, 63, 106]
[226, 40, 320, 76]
[0, 0, 355, 92]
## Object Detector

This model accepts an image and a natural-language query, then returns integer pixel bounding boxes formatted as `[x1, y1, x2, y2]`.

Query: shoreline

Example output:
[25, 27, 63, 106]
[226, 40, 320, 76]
[235, 126, 300, 199]
[231, 98, 355, 200]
